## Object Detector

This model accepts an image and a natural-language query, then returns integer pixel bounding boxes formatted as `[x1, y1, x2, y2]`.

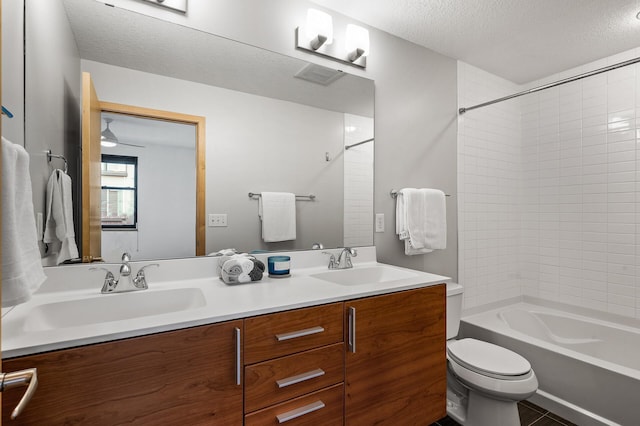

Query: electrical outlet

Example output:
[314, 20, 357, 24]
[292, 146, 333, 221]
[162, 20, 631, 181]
[375, 213, 384, 233]
[208, 214, 228, 227]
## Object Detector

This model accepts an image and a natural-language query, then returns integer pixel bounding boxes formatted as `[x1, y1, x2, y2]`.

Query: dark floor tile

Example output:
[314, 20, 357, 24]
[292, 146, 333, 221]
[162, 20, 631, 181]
[529, 414, 572, 426]
[519, 399, 548, 415]
[434, 415, 462, 426]
[545, 412, 578, 426]
[518, 403, 545, 426]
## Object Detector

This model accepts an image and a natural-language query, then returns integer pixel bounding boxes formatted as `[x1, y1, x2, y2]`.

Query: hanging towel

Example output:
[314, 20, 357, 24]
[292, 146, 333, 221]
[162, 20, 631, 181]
[1, 137, 47, 307]
[43, 168, 79, 264]
[258, 192, 296, 242]
[396, 188, 446, 255]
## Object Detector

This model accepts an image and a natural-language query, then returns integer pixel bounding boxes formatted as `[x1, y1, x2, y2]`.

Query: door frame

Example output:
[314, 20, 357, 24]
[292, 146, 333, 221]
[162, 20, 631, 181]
[99, 102, 206, 256]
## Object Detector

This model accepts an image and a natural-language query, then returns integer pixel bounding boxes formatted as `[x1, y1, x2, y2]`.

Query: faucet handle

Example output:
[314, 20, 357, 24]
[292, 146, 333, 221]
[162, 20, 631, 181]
[90, 267, 117, 293]
[322, 251, 337, 269]
[89, 266, 114, 279]
[134, 263, 159, 289]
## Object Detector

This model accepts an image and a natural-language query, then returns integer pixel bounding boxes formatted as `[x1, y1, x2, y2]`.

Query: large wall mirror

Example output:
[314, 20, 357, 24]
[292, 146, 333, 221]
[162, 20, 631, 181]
[26, 0, 374, 264]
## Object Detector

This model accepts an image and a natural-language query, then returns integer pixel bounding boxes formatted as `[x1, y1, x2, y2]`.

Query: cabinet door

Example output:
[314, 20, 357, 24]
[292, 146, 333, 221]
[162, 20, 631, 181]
[345, 285, 446, 425]
[2, 320, 243, 425]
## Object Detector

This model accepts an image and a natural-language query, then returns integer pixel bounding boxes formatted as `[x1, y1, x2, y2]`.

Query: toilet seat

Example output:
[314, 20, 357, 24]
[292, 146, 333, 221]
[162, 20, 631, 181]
[447, 338, 531, 380]
[446, 338, 538, 401]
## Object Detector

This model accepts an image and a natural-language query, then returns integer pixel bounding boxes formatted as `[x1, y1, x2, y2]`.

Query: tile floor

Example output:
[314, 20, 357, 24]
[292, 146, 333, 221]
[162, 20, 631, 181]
[430, 400, 578, 426]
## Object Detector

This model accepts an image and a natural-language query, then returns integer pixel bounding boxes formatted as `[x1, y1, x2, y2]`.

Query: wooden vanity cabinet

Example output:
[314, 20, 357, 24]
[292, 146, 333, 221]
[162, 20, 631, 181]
[2, 285, 446, 425]
[344, 284, 447, 425]
[243, 302, 345, 425]
[1, 320, 243, 425]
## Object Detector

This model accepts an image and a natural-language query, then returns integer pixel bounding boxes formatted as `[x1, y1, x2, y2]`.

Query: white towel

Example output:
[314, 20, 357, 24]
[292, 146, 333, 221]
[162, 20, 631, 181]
[1, 137, 47, 306]
[43, 169, 79, 264]
[258, 192, 296, 242]
[396, 188, 446, 255]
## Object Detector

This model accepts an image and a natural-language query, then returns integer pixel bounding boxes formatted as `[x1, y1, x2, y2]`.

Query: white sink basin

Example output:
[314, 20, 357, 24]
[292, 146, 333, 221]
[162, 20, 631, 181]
[310, 265, 418, 286]
[23, 288, 206, 332]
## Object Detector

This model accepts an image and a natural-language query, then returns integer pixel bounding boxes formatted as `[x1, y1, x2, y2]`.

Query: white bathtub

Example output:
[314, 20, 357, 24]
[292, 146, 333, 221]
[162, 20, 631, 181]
[460, 301, 640, 426]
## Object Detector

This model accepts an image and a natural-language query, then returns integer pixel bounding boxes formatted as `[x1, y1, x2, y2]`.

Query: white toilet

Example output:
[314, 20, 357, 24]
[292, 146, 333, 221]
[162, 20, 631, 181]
[446, 283, 538, 426]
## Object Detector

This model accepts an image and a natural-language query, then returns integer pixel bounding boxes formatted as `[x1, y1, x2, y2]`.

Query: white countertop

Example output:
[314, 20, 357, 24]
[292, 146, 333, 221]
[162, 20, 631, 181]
[2, 247, 450, 358]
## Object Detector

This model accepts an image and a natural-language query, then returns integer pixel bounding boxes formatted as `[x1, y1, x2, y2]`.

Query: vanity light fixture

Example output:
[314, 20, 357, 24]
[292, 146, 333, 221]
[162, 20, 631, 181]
[101, 118, 118, 148]
[345, 24, 369, 64]
[306, 9, 333, 50]
[296, 9, 368, 69]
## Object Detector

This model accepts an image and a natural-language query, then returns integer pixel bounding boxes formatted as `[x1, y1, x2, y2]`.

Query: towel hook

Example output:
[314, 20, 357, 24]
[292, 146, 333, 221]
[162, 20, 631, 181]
[46, 150, 68, 174]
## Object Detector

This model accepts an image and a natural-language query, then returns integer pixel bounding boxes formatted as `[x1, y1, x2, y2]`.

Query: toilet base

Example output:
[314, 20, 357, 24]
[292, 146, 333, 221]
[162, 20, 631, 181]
[466, 390, 520, 426]
[447, 386, 521, 426]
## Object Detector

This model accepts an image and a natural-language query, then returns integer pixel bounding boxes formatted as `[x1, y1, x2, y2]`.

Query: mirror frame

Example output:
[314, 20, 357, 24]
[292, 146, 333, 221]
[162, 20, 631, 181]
[98, 101, 206, 256]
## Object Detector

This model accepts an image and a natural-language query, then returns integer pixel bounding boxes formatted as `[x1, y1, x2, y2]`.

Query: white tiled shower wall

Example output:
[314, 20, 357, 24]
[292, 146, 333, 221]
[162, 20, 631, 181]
[458, 47, 640, 319]
[457, 63, 522, 309]
[343, 114, 374, 247]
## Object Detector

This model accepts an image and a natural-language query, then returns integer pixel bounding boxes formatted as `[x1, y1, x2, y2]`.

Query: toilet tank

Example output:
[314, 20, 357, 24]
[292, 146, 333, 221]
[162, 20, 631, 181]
[446, 282, 464, 339]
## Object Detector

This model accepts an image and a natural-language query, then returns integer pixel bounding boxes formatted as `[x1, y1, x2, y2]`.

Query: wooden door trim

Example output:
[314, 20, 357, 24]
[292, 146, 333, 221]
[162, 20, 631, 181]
[99, 101, 206, 256]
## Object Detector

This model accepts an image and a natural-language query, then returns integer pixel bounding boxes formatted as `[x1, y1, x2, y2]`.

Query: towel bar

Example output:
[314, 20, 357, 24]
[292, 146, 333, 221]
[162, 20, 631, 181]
[248, 192, 316, 201]
[390, 189, 451, 199]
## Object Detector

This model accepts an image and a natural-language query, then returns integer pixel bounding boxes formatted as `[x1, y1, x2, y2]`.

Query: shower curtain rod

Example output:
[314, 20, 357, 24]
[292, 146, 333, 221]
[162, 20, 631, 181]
[458, 55, 640, 115]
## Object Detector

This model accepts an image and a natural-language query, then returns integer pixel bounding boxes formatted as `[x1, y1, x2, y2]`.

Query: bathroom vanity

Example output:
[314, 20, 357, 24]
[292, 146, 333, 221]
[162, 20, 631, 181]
[2, 249, 447, 425]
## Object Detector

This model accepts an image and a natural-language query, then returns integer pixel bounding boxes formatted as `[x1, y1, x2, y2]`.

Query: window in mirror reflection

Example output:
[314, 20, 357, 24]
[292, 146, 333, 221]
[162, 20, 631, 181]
[101, 155, 138, 229]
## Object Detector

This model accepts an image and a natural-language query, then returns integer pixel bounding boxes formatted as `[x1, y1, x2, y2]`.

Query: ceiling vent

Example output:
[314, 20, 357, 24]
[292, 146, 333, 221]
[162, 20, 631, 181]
[294, 63, 344, 86]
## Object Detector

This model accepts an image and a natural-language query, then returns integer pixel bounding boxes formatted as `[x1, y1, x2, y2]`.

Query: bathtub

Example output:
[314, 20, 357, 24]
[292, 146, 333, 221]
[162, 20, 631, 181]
[459, 301, 640, 426]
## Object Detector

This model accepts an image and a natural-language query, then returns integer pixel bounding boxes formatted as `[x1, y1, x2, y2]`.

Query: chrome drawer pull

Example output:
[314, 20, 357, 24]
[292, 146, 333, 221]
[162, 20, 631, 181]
[276, 400, 325, 423]
[235, 327, 241, 386]
[348, 306, 356, 353]
[0, 368, 38, 419]
[276, 368, 325, 388]
[275, 326, 325, 341]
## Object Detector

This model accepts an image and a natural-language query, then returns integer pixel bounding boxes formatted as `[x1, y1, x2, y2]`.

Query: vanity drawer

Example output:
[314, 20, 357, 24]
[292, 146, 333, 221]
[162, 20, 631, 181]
[245, 343, 344, 413]
[244, 383, 343, 426]
[244, 303, 343, 364]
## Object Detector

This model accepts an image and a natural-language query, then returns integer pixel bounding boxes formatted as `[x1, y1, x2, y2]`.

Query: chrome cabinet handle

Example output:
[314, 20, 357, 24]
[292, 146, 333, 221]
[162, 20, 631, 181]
[275, 326, 325, 341]
[276, 400, 325, 423]
[348, 306, 356, 353]
[0, 368, 38, 419]
[276, 368, 325, 388]
[235, 327, 241, 386]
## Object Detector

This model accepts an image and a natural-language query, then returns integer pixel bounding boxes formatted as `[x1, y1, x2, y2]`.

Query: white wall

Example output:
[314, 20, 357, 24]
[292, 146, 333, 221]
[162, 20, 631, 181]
[96, 0, 459, 279]
[101, 142, 196, 262]
[459, 47, 640, 319]
[25, 0, 81, 265]
[343, 114, 374, 247]
[83, 60, 344, 253]
[2, 0, 24, 145]
[457, 62, 523, 309]
[521, 48, 640, 318]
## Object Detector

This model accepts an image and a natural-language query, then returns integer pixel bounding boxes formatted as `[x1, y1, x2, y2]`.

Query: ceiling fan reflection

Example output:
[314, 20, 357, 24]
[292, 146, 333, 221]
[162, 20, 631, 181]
[101, 118, 145, 148]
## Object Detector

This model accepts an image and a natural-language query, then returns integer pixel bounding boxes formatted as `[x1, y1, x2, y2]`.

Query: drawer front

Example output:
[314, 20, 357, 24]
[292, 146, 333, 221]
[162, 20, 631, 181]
[245, 383, 343, 426]
[245, 343, 344, 413]
[244, 303, 343, 364]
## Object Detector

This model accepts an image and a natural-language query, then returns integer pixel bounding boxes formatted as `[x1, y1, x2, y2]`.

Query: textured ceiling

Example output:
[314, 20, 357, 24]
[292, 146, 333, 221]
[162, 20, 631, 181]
[311, 0, 640, 84]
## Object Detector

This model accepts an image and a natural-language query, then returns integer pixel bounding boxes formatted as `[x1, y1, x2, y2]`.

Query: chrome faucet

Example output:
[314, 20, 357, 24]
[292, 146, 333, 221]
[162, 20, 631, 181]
[91, 253, 159, 294]
[323, 247, 358, 269]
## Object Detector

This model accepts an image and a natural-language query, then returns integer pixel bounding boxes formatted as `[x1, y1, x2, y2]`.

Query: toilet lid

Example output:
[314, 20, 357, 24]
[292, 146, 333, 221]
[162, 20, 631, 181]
[447, 338, 531, 377]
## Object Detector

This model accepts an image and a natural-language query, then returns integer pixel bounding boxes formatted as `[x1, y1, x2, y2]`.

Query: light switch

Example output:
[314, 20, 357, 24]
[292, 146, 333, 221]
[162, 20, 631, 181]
[208, 214, 228, 227]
